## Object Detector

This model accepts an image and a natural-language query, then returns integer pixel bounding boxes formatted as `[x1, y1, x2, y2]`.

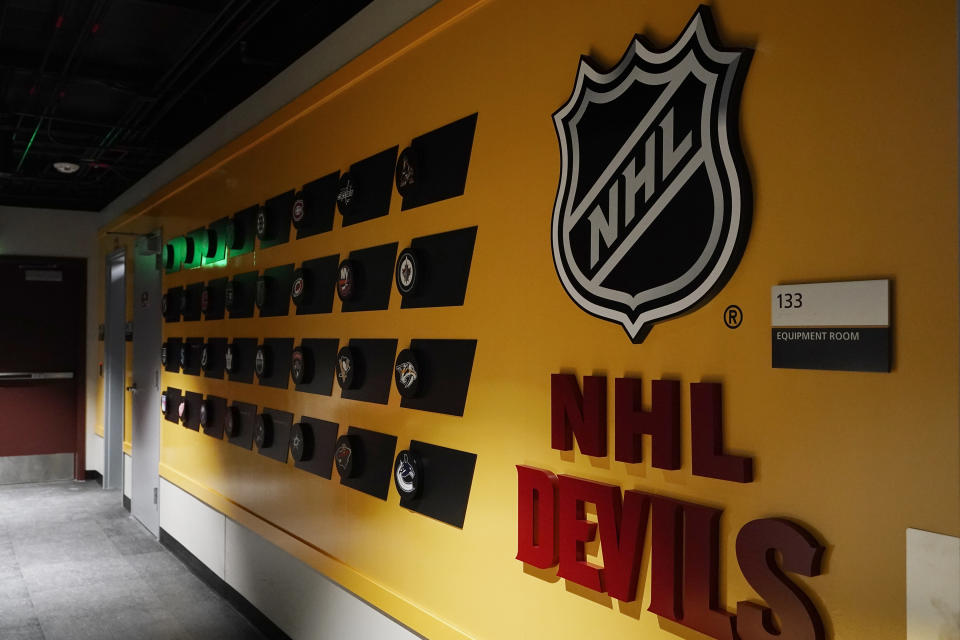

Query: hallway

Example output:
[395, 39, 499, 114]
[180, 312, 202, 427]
[0, 481, 265, 640]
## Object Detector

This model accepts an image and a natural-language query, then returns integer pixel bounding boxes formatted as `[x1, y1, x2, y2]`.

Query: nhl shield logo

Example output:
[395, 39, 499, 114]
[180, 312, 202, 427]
[551, 7, 752, 343]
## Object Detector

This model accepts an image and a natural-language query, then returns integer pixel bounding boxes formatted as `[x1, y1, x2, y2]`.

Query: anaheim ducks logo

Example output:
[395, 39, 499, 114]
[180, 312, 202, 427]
[551, 7, 752, 343]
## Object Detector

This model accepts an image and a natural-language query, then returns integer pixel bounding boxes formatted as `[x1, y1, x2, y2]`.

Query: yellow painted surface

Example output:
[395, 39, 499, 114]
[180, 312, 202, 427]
[99, 1, 959, 639]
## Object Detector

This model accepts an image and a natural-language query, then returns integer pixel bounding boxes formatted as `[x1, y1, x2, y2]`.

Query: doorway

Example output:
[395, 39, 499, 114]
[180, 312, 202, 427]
[103, 249, 125, 491]
[130, 232, 162, 536]
[0, 256, 86, 483]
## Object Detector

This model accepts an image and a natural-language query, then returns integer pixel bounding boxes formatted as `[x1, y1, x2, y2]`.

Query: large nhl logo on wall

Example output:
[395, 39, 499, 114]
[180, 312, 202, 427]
[551, 7, 752, 343]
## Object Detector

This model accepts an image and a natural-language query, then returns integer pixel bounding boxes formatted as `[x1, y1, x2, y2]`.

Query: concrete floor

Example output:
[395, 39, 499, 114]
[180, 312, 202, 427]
[0, 481, 266, 640]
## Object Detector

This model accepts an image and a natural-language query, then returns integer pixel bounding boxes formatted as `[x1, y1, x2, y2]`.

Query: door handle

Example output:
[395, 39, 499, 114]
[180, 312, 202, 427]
[126, 383, 138, 393]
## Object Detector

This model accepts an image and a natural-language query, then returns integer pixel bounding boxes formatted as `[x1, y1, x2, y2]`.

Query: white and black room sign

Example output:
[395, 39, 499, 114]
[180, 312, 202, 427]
[551, 7, 752, 343]
[771, 279, 891, 372]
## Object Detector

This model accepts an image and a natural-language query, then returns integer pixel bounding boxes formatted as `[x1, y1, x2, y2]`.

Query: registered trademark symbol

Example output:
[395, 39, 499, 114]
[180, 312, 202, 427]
[724, 305, 743, 329]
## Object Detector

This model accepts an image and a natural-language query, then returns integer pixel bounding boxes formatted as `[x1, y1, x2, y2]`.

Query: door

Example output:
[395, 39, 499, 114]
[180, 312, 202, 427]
[103, 250, 125, 490]
[0, 257, 86, 483]
[131, 233, 162, 535]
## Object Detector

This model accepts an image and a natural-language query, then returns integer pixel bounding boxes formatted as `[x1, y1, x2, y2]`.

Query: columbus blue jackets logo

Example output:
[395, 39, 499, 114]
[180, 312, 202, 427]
[551, 7, 752, 343]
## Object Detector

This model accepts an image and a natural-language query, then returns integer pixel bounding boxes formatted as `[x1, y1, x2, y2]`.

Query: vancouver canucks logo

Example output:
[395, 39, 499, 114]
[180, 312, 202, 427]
[551, 7, 752, 343]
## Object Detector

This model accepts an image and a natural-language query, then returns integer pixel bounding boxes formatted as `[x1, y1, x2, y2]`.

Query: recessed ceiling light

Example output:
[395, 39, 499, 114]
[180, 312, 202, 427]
[53, 161, 80, 174]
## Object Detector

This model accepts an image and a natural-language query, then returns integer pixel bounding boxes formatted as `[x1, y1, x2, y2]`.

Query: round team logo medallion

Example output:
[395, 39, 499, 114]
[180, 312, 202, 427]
[336, 346, 356, 389]
[291, 196, 306, 227]
[334, 435, 357, 478]
[395, 147, 420, 198]
[395, 249, 419, 296]
[160, 345, 168, 367]
[394, 349, 421, 398]
[291, 269, 306, 306]
[336, 260, 357, 301]
[255, 414, 272, 449]
[393, 450, 422, 499]
[225, 344, 236, 374]
[199, 400, 209, 429]
[200, 287, 210, 314]
[161, 294, 168, 316]
[225, 219, 241, 250]
[184, 237, 196, 263]
[204, 228, 218, 259]
[200, 343, 211, 371]
[256, 276, 268, 310]
[336, 172, 357, 216]
[256, 207, 269, 240]
[290, 346, 312, 385]
[224, 406, 240, 437]
[178, 399, 188, 424]
[255, 345, 270, 379]
[224, 281, 236, 311]
[160, 392, 167, 414]
[179, 344, 189, 370]
[290, 422, 313, 462]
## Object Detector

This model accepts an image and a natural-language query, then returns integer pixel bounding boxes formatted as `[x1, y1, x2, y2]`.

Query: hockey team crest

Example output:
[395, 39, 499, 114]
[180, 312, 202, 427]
[551, 7, 752, 343]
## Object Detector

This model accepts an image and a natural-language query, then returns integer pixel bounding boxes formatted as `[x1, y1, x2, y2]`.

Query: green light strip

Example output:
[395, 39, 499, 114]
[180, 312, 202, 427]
[15, 119, 41, 173]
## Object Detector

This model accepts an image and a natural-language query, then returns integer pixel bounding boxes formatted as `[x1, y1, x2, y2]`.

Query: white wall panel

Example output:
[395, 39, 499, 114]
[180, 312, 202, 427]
[159, 478, 225, 579]
[122, 452, 132, 498]
[224, 519, 422, 640]
[907, 528, 960, 639]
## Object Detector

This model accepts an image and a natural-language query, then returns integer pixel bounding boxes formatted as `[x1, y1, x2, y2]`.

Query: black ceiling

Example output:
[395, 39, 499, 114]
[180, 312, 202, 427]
[0, 0, 373, 211]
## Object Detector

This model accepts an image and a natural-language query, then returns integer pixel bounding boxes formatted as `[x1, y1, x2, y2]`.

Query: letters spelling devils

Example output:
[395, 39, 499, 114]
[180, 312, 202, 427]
[517, 374, 827, 640]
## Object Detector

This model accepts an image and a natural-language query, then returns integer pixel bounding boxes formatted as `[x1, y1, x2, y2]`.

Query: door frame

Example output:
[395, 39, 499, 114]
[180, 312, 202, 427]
[103, 249, 125, 490]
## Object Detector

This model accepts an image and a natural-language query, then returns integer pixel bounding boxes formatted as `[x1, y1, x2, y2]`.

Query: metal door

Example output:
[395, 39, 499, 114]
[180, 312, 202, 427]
[130, 233, 162, 536]
[103, 250, 125, 490]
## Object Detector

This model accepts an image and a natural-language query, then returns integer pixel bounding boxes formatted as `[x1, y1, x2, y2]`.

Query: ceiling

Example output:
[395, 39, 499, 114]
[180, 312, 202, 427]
[0, 0, 372, 211]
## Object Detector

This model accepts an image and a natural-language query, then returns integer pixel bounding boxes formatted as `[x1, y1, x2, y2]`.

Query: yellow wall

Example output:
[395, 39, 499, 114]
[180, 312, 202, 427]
[99, 1, 959, 639]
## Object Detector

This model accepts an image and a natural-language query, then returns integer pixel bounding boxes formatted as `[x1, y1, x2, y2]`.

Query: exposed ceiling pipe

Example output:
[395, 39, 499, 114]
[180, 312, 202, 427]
[13, 0, 111, 173]
[131, 0, 280, 144]
[84, 0, 251, 167]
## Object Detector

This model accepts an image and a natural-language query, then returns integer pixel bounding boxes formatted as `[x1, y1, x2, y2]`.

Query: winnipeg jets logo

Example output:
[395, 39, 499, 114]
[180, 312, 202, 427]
[551, 7, 752, 343]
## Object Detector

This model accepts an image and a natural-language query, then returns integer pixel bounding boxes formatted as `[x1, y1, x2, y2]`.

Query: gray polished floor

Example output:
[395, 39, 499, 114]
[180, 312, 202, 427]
[0, 481, 265, 640]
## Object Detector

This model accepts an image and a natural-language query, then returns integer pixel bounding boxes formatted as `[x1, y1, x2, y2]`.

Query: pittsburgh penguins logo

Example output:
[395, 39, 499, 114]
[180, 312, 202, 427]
[336, 347, 356, 389]
[551, 7, 752, 343]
